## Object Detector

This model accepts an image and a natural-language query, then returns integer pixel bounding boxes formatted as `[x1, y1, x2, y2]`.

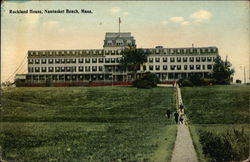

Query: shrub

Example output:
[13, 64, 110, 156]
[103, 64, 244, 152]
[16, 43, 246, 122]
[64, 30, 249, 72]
[132, 72, 160, 89]
[199, 129, 249, 161]
[181, 79, 193, 87]
[199, 130, 235, 162]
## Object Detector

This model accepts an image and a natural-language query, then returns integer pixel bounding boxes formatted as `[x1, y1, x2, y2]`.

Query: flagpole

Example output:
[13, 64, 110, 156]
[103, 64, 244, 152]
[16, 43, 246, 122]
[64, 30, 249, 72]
[119, 17, 121, 36]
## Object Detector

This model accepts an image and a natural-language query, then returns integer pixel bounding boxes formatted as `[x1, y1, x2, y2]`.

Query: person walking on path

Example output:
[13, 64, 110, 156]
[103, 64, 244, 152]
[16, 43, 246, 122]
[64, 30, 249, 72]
[166, 109, 171, 119]
[179, 104, 184, 113]
[179, 114, 184, 124]
[174, 111, 179, 124]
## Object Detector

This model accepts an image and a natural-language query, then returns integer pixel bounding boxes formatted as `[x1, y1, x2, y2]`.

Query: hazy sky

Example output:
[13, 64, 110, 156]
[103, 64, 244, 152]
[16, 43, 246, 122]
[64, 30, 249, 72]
[1, 1, 249, 83]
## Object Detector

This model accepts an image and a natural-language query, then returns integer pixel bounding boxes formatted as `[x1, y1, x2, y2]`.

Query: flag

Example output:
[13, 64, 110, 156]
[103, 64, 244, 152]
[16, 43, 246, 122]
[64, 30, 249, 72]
[119, 17, 121, 24]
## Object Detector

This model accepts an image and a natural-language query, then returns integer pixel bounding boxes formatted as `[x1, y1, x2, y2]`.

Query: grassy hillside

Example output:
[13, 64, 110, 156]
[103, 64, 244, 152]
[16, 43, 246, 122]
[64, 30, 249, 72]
[0, 87, 177, 162]
[182, 85, 249, 124]
[182, 85, 249, 161]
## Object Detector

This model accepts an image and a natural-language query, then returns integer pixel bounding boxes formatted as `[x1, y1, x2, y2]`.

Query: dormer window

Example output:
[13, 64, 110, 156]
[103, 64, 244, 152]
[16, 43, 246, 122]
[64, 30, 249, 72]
[127, 40, 132, 45]
[107, 40, 113, 45]
[116, 39, 123, 46]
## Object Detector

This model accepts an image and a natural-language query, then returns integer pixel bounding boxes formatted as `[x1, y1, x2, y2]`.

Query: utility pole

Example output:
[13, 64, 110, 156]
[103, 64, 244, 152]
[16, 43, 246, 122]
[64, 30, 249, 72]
[240, 65, 246, 84]
[243, 65, 246, 83]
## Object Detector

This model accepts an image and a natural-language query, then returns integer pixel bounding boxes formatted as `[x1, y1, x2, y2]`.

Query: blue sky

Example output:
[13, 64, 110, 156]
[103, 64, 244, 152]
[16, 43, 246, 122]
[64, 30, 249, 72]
[1, 1, 249, 82]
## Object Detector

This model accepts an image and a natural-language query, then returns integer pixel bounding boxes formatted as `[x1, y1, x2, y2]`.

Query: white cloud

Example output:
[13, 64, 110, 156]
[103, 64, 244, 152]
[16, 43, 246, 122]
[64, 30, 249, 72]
[111, 7, 121, 14]
[123, 12, 129, 16]
[181, 21, 190, 26]
[190, 9, 212, 23]
[43, 21, 59, 30]
[161, 20, 168, 25]
[170, 17, 184, 23]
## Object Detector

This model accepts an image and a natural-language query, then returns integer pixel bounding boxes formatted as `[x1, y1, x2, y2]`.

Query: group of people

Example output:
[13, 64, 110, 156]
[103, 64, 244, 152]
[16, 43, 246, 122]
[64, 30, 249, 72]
[166, 105, 185, 124]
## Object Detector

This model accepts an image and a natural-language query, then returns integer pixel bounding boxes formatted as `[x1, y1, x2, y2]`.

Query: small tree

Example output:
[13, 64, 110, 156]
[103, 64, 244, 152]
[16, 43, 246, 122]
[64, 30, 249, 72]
[120, 46, 149, 81]
[211, 56, 234, 85]
[132, 72, 160, 89]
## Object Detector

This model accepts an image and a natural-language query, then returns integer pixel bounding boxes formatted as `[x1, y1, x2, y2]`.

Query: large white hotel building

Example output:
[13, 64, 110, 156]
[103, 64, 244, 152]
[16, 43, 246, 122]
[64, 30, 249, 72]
[17, 32, 219, 86]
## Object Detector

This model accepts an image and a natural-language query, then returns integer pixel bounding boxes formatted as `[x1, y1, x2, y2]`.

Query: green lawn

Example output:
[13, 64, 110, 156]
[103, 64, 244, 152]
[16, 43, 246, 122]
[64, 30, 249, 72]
[182, 85, 250, 161]
[0, 87, 177, 161]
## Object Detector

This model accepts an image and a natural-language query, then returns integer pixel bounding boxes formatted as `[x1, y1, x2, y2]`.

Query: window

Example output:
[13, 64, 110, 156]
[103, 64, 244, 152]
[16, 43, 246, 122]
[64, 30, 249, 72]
[149, 58, 153, 63]
[203, 65, 206, 70]
[116, 39, 123, 46]
[28, 59, 33, 64]
[28, 67, 34, 72]
[116, 58, 121, 63]
[177, 65, 181, 70]
[111, 58, 116, 63]
[184, 65, 188, 70]
[55, 67, 60, 72]
[66, 59, 70, 63]
[143, 65, 146, 71]
[99, 66, 103, 72]
[71, 59, 76, 63]
[55, 59, 60, 64]
[170, 65, 176, 70]
[155, 65, 160, 70]
[163, 65, 167, 70]
[183, 57, 188, 62]
[127, 40, 132, 46]
[155, 58, 160, 62]
[105, 58, 110, 63]
[202, 57, 206, 62]
[98, 58, 104, 63]
[48, 67, 54, 72]
[177, 57, 181, 62]
[170, 57, 175, 62]
[35, 59, 40, 64]
[61, 59, 65, 63]
[189, 57, 194, 62]
[207, 65, 212, 70]
[79, 66, 84, 72]
[189, 65, 194, 70]
[78, 58, 84, 63]
[196, 57, 200, 62]
[92, 66, 97, 72]
[85, 66, 91, 72]
[61, 67, 65, 72]
[107, 40, 112, 46]
[149, 65, 153, 70]
[92, 58, 97, 63]
[35, 67, 40, 72]
[66, 67, 71, 72]
[207, 57, 212, 62]
[163, 57, 167, 62]
[196, 65, 201, 70]
[42, 59, 46, 64]
[85, 58, 90, 63]
[48, 59, 54, 64]
[41, 67, 46, 72]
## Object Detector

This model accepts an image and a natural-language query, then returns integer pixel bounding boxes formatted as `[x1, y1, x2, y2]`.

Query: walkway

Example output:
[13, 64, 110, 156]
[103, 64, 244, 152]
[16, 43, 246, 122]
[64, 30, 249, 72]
[171, 85, 198, 162]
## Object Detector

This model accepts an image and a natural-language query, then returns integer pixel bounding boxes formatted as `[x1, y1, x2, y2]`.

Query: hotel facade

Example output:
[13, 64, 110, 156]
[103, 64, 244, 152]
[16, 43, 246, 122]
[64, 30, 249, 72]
[16, 32, 219, 86]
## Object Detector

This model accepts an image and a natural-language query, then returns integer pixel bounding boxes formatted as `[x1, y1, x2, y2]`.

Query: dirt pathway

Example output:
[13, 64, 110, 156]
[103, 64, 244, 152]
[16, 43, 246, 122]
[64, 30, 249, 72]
[170, 123, 198, 162]
[171, 84, 198, 162]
